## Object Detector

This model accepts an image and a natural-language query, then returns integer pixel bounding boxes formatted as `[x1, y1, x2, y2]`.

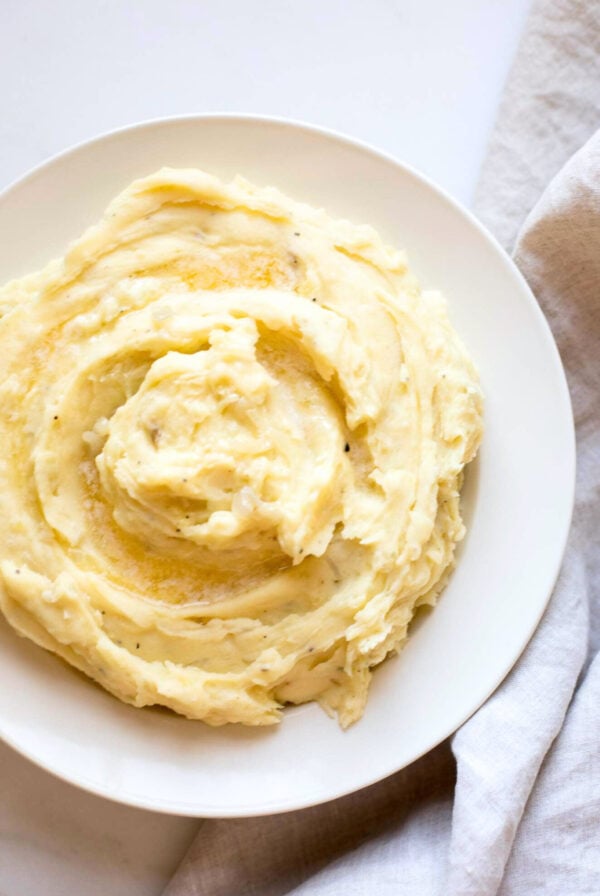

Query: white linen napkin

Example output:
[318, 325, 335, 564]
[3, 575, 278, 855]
[164, 1, 600, 892]
[474, 0, 600, 251]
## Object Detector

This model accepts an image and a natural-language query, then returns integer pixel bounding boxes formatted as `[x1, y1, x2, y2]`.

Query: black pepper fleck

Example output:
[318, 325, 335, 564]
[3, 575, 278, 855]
[294, 232, 300, 236]
[15, 569, 20, 575]
[312, 297, 317, 302]
[136, 643, 140, 649]
[53, 415, 58, 420]
[308, 647, 315, 653]
[344, 443, 350, 452]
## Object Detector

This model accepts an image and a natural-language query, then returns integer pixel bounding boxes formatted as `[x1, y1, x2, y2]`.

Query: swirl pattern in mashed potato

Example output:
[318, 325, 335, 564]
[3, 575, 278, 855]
[0, 169, 482, 727]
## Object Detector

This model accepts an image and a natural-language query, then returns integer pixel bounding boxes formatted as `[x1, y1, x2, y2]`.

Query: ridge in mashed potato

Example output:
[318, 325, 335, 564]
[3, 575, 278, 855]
[0, 168, 483, 727]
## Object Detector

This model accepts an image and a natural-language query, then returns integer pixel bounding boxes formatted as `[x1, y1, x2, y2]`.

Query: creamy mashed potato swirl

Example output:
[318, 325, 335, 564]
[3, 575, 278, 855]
[0, 169, 482, 727]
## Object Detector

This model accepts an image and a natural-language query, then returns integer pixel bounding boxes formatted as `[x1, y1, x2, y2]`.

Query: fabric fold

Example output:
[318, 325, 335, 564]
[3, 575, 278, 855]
[474, 0, 600, 251]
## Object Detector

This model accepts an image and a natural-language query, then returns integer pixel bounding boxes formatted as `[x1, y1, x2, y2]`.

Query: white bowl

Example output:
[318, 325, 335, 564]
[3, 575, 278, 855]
[0, 115, 574, 816]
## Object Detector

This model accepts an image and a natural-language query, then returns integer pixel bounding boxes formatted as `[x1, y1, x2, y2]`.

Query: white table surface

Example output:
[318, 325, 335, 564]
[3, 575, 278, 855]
[0, 1, 531, 893]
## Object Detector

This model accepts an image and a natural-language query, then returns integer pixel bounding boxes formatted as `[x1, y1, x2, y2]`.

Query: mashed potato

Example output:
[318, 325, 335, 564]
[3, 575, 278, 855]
[0, 169, 482, 727]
